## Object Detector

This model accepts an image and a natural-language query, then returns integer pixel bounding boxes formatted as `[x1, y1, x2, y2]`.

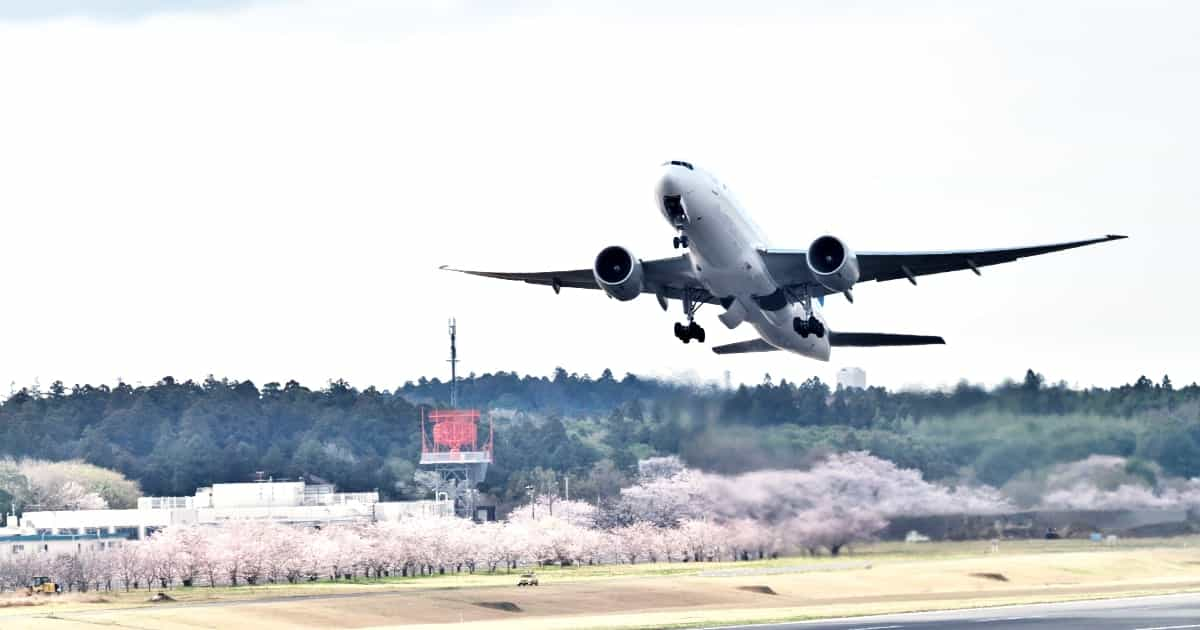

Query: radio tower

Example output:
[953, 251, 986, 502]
[420, 318, 494, 521]
[448, 318, 459, 407]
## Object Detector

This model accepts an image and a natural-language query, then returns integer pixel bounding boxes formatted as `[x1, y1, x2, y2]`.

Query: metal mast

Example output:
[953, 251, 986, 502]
[448, 318, 458, 407]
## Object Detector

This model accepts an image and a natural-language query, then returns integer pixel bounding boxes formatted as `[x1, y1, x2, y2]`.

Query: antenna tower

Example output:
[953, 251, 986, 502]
[420, 317, 494, 521]
[448, 318, 458, 407]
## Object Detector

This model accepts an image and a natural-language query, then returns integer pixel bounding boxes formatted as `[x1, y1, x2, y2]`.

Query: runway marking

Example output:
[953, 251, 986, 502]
[850, 626, 903, 630]
[1132, 625, 1200, 630]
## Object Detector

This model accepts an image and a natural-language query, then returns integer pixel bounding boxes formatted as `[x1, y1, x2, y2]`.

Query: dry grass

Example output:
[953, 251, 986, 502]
[5, 537, 1200, 629]
[0, 592, 110, 609]
[0, 596, 42, 609]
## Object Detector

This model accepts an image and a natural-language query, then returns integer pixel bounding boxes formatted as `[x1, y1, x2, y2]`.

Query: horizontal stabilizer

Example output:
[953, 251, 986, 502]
[829, 332, 945, 347]
[712, 338, 779, 354]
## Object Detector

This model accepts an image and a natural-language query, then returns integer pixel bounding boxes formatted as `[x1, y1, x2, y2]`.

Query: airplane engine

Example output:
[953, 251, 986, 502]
[593, 245, 644, 301]
[806, 235, 860, 293]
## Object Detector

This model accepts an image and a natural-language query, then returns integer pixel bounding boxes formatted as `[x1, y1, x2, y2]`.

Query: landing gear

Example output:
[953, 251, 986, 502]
[674, 287, 707, 343]
[674, 321, 706, 343]
[673, 234, 689, 249]
[793, 317, 826, 338]
[789, 284, 825, 338]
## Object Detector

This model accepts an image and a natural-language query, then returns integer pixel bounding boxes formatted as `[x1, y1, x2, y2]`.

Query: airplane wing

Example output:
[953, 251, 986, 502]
[440, 255, 722, 304]
[712, 332, 945, 354]
[762, 234, 1127, 296]
[712, 338, 777, 354]
[829, 332, 945, 346]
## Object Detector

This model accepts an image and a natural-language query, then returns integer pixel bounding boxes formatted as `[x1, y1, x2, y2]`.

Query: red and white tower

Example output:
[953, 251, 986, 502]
[418, 319, 494, 520]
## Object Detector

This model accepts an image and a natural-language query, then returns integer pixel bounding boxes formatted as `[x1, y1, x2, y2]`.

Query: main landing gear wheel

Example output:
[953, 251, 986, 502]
[672, 235, 690, 249]
[793, 317, 826, 339]
[674, 321, 706, 343]
[675, 286, 707, 343]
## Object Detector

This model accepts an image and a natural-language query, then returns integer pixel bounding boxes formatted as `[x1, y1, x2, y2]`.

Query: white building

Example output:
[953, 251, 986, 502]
[837, 367, 867, 390]
[15, 479, 451, 540]
[1, 529, 126, 558]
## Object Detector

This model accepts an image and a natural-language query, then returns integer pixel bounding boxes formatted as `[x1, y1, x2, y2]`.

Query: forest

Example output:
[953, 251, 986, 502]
[0, 368, 1197, 521]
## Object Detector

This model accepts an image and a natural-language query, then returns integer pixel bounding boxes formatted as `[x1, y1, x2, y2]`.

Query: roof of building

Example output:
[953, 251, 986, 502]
[0, 532, 128, 543]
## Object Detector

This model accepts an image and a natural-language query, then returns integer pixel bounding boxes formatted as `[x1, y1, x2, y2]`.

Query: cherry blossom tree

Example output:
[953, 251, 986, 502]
[612, 521, 660, 564]
[113, 540, 146, 591]
[785, 503, 888, 556]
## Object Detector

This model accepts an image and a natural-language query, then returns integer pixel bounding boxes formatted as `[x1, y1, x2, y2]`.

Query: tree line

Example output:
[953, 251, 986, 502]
[1, 369, 1198, 520]
[0, 452, 1018, 594]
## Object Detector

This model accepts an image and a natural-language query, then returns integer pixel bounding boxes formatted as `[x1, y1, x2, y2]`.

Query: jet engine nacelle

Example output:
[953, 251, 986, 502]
[593, 245, 645, 301]
[806, 235, 860, 293]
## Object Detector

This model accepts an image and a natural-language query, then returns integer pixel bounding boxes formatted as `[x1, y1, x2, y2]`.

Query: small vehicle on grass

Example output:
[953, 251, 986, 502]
[27, 576, 61, 595]
[517, 573, 539, 586]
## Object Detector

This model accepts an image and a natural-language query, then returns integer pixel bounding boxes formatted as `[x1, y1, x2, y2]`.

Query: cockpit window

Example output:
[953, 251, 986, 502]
[662, 160, 694, 170]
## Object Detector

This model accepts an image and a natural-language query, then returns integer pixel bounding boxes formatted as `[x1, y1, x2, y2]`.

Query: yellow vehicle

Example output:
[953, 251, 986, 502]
[27, 576, 61, 595]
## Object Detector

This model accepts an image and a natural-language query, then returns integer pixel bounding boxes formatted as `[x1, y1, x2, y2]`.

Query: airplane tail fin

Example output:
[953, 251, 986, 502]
[712, 338, 779, 354]
[829, 332, 945, 347]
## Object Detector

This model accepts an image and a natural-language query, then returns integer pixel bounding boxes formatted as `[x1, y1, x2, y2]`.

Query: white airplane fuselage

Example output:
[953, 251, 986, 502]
[656, 162, 832, 360]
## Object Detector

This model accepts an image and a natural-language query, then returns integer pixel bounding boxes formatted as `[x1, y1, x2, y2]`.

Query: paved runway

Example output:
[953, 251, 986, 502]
[718, 593, 1200, 630]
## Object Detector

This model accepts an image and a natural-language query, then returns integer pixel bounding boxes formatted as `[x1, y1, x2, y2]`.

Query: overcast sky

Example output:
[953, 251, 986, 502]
[0, 1, 1195, 393]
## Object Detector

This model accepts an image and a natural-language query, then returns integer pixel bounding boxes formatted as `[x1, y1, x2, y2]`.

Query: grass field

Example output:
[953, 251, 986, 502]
[4, 536, 1200, 629]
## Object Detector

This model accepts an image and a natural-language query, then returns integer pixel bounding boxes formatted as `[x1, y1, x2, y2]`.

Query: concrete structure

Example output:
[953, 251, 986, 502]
[16, 479, 452, 540]
[837, 367, 867, 390]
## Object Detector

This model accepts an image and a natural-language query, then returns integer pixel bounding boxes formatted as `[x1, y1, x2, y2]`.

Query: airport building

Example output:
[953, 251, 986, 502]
[1, 530, 127, 557]
[4, 478, 452, 541]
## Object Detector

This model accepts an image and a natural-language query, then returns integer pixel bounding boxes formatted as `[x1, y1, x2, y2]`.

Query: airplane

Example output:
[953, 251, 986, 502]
[443, 160, 1125, 361]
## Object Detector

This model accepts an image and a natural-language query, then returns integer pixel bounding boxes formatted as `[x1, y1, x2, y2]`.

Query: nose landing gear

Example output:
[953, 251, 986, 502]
[673, 234, 690, 249]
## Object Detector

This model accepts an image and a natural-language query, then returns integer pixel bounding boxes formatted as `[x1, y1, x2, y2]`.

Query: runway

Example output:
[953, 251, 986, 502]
[719, 593, 1200, 630]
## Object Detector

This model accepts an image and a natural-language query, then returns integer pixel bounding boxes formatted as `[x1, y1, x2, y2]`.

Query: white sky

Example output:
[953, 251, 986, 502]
[0, 1, 1195, 392]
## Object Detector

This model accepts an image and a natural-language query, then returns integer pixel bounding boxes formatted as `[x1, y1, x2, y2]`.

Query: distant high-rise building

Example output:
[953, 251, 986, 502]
[837, 367, 867, 390]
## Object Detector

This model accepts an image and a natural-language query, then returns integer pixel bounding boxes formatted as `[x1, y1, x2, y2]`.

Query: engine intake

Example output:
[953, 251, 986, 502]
[593, 245, 644, 301]
[806, 235, 860, 293]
